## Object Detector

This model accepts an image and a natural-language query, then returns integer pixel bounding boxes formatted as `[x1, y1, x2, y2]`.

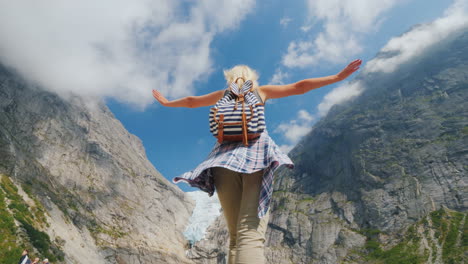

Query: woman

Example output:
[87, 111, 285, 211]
[152, 59, 361, 264]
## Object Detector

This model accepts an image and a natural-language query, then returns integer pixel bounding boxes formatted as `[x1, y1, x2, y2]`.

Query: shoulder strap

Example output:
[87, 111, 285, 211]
[252, 89, 264, 104]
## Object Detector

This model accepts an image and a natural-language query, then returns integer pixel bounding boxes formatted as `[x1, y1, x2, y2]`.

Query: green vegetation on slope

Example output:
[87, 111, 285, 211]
[362, 226, 427, 264]
[0, 174, 64, 262]
[430, 209, 466, 264]
[0, 181, 23, 263]
[359, 208, 466, 264]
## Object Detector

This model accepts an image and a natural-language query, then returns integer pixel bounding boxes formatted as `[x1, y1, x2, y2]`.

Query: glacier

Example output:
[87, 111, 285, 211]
[184, 191, 222, 244]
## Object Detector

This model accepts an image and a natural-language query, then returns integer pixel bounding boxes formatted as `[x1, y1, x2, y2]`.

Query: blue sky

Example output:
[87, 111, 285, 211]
[0, 0, 463, 192]
[107, 0, 455, 192]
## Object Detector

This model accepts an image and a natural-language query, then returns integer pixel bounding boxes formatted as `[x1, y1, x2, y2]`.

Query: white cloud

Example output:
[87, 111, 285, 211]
[269, 69, 289, 85]
[298, 109, 314, 122]
[275, 109, 315, 149]
[300, 25, 313, 32]
[279, 144, 294, 154]
[0, 0, 255, 108]
[277, 122, 312, 142]
[282, 0, 403, 68]
[365, 0, 468, 74]
[315, 0, 468, 117]
[280, 17, 292, 27]
[317, 81, 364, 116]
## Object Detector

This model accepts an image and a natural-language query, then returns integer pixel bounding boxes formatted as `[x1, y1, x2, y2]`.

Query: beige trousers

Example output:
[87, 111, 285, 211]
[212, 167, 270, 264]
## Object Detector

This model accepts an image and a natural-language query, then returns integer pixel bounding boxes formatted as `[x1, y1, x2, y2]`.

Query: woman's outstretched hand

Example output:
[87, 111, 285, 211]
[152, 89, 169, 106]
[337, 59, 362, 81]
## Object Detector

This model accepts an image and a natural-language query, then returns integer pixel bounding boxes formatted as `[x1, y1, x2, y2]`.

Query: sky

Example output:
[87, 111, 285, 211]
[0, 0, 466, 193]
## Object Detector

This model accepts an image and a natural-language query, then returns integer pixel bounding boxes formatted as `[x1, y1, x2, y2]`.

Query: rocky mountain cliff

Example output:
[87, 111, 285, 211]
[189, 28, 468, 263]
[0, 64, 195, 263]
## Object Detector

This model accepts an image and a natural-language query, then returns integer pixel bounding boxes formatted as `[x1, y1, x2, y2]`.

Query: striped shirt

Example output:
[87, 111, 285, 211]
[173, 130, 294, 218]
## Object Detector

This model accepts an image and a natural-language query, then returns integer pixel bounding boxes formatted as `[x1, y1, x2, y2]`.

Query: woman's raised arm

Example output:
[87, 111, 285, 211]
[152, 89, 225, 108]
[258, 59, 362, 101]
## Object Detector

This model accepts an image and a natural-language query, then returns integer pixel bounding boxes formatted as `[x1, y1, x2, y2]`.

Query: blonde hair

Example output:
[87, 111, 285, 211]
[223, 65, 259, 89]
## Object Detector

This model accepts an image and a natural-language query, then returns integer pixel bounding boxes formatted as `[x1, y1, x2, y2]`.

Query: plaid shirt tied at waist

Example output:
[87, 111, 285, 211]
[173, 130, 294, 218]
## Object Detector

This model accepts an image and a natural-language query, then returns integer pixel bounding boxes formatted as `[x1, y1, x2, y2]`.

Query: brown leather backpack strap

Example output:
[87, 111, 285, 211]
[218, 114, 224, 143]
[241, 101, 248, 146]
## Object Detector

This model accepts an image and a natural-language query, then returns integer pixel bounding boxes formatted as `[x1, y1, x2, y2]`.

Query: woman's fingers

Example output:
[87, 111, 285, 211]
[337, 59, 362, 80]
[349, 59, 362, 68]
[348, 59, 362, 71]
[153, 90, 163, 99]
[350, 59, 361, 66]
[152, 89, 168, 105]
[152, 90, 159, 99]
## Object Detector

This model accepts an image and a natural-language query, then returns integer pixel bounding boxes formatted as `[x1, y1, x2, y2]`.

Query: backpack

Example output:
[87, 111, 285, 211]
[209, 80, 266, 146]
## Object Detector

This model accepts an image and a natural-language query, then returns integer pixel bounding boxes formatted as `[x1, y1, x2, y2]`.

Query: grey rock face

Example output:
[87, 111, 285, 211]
[187, 213, 229, 264]
[189, 30, 468, 263]
[266, 29, 468, 263]
[0, 65, 195, 263]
